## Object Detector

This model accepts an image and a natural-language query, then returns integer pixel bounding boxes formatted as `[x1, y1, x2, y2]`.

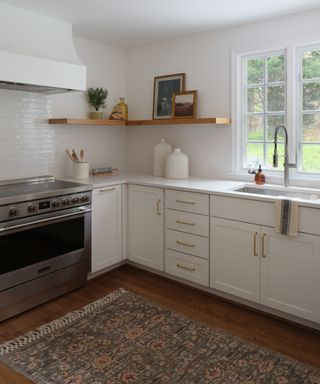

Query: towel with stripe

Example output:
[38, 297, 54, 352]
[274, 199, 299, 237]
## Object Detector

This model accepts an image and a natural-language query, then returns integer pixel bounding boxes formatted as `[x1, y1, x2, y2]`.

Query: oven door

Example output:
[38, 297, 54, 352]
[0, 206, 91, 291]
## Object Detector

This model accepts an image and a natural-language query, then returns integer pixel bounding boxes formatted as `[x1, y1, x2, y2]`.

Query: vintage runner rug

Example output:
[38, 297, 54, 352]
[0, 288, 319, 383]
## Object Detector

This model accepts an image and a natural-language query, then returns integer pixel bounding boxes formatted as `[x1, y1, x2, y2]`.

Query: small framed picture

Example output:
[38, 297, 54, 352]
[153, 73, 185, 119]
[172, 90, 197, 118]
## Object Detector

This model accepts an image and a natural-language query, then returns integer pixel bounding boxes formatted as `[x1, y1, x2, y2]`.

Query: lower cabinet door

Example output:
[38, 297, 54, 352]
[260, 227, 320, 322]
[165, 249, 209, 286]
[210, 217, 261, 303]
[128, 185, 164, 271]
[91, 185, 122, 272]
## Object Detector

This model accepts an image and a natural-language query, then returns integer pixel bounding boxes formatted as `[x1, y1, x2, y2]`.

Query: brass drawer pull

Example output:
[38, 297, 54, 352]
[176, 263, 196, 272]
[262, 233, 267, 257]
[176, 240, 195, 248]
[157, 199, 161, 215]
[176, 220, 196, 226]
[99, 187, 116, 193]
[253, 232, 258, 256]
[176, 199, 196, 205]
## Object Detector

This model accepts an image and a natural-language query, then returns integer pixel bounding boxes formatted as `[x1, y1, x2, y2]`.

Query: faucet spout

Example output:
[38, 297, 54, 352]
[273, 125, 296, 187]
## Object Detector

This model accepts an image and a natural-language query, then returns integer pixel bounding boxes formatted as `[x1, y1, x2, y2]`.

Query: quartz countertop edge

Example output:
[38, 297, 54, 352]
[62, 171, 320, 208]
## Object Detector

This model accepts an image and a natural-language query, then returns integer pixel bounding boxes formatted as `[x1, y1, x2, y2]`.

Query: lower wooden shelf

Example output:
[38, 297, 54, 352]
[48, 117, 231, 126]
[48, 118, 126, 126]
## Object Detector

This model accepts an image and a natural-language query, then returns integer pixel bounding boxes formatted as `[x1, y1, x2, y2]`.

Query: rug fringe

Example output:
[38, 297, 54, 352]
[0, 288, 127, 357]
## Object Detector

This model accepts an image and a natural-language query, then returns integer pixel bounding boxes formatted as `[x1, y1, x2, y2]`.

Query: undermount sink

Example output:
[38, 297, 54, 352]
[234, 186, 320, 201]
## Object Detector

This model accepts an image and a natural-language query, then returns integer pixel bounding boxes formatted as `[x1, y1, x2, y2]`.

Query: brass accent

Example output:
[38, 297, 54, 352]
[253, 232, 258, 256]
[176, 263, 196, 272]
[176, 240, 195, 248]
[176, 220, 196, 226]
[262, 233, 267, 257]
[99, 187, 116, 193]
[157, 199, 161, 216]
[176, 199, 196, 205]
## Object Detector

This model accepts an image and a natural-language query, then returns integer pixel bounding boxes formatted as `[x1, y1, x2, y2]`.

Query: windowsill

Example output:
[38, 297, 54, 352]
[226, 170, 320, 189]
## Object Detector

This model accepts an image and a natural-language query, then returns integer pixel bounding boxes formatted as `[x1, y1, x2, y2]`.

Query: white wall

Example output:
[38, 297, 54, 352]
[0, 36, 127, 181]
[126, 9, 320, 178]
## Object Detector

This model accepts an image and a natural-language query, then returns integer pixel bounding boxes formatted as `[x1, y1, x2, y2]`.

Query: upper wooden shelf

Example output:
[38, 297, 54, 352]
[48, 118, 126, 126]
[48, 117, 231, 126]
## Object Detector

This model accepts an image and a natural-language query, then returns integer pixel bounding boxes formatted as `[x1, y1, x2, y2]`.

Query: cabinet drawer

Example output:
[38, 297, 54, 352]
[165, 249, 209, 286]
[166, 209, 209, 237]
[166, 189, 209, 215]
[166, 229, 209, 259]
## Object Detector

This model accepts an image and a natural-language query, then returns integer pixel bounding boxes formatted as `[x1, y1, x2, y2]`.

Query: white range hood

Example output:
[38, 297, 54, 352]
[0, 3, 86, 94]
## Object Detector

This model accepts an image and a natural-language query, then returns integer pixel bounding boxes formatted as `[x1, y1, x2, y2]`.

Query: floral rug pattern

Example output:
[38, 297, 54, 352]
[0, 288, 320, 384]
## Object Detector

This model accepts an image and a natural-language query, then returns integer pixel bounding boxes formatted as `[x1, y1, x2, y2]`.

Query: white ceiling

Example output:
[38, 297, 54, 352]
[1, 0, 320, 48]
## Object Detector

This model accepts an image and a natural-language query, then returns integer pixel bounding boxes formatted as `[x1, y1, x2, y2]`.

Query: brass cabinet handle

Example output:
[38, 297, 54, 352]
[176, 263, 196, 272]
[176, 240, 195, 248]
[176, 199, 196, 205]
[262, 233, 267, 257]
[157, 199, 161, 215]
[253, 232, 258, 256]
[99, 187, 116, 193]
[176, 220, 196, 226]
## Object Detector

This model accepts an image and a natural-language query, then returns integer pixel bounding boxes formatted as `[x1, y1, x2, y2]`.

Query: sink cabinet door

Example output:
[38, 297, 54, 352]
[261, 227, 320, 322]
[210, 218, 261, 303]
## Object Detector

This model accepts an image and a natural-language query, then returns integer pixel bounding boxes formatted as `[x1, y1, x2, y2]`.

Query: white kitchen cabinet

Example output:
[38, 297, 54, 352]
[260, 227, 320, 322]
[128, 185, 164, 271]
[210, 204, 320, 323]
[210, 217, 261, 303]
[91, 185, 122, 273]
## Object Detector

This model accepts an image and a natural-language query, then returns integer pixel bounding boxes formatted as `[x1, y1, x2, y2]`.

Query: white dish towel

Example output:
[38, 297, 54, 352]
[274, 199, 299, 237]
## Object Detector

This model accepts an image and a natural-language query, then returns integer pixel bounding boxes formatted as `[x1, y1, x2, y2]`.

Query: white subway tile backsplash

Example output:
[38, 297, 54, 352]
[0, 89, 127, 181]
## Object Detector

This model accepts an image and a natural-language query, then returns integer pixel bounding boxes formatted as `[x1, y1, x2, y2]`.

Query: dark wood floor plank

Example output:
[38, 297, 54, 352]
[1, 264, 320, 383]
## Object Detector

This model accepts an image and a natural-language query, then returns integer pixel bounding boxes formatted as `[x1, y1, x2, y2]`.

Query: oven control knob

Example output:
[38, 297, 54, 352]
[62, 198, 69, 206]
[27, 204, 36, 213]
[72, 196, 80, 204]
[81, 195, 89, 203]
[9, 207, 18, 217]
[52, 200, 60, 208]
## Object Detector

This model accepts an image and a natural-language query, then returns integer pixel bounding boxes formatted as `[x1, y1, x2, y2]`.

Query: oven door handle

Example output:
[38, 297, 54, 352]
[0, 208, 92, 234]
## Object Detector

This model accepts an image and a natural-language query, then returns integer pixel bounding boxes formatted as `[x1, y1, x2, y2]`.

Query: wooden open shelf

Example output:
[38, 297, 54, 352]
[48, 118, 126, 126]
[49, 117, 231, 126]
[127, 117, 231, 126]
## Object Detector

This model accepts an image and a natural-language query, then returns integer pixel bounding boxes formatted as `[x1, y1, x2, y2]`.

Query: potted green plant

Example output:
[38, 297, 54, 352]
[87, 87, 108, 119]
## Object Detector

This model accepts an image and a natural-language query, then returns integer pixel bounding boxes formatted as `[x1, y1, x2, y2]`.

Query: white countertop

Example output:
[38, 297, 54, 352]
[66, 171, 320, 208]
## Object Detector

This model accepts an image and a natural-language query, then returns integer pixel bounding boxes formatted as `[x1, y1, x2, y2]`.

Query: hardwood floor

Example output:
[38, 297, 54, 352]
[1, 264, 320, 383]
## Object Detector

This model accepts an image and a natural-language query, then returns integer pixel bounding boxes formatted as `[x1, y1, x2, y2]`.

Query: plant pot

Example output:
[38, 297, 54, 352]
[89, 111, 103, 120]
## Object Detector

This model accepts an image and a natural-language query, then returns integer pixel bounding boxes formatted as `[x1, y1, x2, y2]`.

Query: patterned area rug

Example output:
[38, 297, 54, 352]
[1, 288, 320, 384]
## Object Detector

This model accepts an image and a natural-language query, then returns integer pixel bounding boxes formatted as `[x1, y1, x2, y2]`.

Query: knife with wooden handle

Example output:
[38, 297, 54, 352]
[72, 149, 79, 162]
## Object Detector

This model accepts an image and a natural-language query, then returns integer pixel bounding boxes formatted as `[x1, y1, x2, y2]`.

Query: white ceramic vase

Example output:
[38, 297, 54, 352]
[165, 148, 189, 179]
[153, 139, 172, 177]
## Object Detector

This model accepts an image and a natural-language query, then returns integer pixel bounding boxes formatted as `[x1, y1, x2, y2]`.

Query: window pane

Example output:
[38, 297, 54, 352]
[302, 145, 320, 172]
[303, 49, 320, 80]
[266, 143, 284, 170]
[267, 85, 285, 112]
[246, 143, 264, 168]
[266, 115, 285, 141]
[267, 55, 285, 82]
[247, 58, 264, 84]
[302, 114, 320, 141]
[303, 83, 320, 110]
[247, 87, 264, 112]
[247, 115, 264, 140]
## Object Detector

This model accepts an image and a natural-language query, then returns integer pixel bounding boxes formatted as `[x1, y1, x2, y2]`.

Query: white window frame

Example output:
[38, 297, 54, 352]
[232, 36, 320, 183]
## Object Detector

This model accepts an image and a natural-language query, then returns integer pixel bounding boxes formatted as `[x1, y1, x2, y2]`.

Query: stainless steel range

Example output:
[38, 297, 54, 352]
[0, 176, 92, 321]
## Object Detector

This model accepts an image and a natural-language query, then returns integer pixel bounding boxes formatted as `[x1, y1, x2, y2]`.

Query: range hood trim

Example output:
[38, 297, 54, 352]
[0, 50, 86, 93]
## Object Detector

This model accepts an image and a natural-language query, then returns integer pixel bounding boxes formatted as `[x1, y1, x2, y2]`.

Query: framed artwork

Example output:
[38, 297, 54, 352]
[172, 90, 197, 118]
[153, 73, 185, 119]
